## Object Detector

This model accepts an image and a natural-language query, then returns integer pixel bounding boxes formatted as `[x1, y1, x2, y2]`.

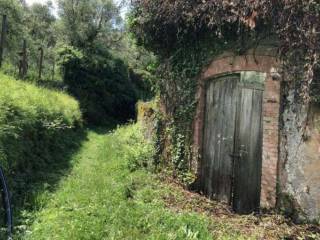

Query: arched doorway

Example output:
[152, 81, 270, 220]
[201, 72, 265, 213]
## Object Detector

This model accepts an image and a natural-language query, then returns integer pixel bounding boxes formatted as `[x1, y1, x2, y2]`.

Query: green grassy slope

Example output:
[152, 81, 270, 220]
[0, 72, 83, 238]
[0, 71, 82, 172]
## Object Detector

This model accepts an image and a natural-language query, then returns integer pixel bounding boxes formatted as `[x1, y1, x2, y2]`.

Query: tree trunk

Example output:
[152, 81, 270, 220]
[38, 47, 44, 80]
[0, 15, 7, 68]
[19, 40, 28, 79]
[52, 59, 55, 81]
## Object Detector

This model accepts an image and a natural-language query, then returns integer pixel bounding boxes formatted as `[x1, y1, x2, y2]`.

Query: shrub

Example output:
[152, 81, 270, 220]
[111, 123, 155, 172]
[58, 45, 149, 125]
[0, 72, 82, 174]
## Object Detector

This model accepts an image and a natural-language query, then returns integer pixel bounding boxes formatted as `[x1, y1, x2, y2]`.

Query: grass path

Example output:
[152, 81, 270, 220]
[16, 124, 319, 240]
[19, 125, 214, 240]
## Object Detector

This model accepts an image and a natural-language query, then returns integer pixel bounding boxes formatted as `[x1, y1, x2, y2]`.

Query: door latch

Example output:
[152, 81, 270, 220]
[229, 153, 242, 158]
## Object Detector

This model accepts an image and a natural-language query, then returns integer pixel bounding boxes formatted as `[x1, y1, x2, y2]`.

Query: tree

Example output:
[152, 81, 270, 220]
[25, 2, 57, 80]
[26, 2, 56, 48]
[58, 0, 120, 49]
[0, 0, 24, 66]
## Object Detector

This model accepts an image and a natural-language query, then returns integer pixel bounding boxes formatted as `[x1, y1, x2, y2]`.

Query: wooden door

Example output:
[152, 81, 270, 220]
[201, 75, 239, 203]
[201, 73, 264, 213]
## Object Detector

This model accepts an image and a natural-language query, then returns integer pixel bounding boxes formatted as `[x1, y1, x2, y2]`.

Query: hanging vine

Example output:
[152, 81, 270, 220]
[128, 0, 320, 183]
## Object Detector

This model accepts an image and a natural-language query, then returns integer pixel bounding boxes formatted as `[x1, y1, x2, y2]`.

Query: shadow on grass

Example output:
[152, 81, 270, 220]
[88, 118, 135, 135]
[88, 123, 120, 135]
[0, 122, 120, 238]
[12, 129, 86, 200]
[0, 128, 93, 239]
[3, 128, 88, 236]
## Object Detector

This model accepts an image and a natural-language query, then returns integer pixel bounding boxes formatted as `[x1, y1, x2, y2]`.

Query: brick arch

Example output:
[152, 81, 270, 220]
[193, 52, 280, 208]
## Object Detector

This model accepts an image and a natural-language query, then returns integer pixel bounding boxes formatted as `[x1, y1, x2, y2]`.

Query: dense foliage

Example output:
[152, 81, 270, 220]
[0, 0, 155, 124]
[58, 0, 120, 49]
[131, 0, 319, 99]
[58, 45, 149, 124]
[57, 0, 154, 124]
[0, 0, 24, 64]
[0, 72, 82, 173]
[0, 1, 58, 81]
[129, 0, 320, 180]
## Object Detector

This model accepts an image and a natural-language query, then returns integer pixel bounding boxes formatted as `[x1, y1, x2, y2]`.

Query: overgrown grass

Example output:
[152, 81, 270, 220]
[21, 125, 211, 240]
[0, 72, 84, 237]
[13, 123, 319, 239]
[15, 124, 247, 240]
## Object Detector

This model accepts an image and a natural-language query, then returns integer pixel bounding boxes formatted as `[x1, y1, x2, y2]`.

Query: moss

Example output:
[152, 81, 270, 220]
[136, 101, 156, 123]
[278, 193, 308, 224]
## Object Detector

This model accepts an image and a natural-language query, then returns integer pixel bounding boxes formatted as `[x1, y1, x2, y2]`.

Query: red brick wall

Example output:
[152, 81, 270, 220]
[193, 51, 280, 208]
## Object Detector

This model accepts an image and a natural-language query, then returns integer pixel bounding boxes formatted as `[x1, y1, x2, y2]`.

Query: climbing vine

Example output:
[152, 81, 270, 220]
[152, 37, 233, 182]
[129, 0, 320, 183]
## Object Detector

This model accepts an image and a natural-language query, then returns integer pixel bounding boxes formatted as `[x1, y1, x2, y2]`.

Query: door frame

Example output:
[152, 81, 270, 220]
[201, 71, 266, 212]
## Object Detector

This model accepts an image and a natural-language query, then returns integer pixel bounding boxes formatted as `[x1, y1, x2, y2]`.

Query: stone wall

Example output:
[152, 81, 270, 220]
[280, 97, 320, 222]
[136, 101, 156, 141]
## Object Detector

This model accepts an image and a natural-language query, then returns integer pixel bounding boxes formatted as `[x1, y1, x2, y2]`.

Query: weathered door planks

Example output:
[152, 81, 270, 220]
[202, 75, 239, 203]
[201, 72, 264, 213]
[233, 88, 263, 213]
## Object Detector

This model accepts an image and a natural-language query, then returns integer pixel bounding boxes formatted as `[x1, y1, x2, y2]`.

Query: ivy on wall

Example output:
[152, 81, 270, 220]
[128, 0, 320, 184]
[146, 36, 248, 183]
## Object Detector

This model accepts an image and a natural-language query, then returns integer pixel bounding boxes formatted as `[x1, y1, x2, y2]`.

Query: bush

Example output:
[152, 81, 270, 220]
[0, 71, 82, 174]
[0, 72, 84, 237]
[111, 123, 155, 172]
[58, 45, 148, 125]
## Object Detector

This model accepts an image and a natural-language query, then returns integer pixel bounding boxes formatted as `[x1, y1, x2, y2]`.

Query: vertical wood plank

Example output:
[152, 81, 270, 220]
[233, 88, 263, 213]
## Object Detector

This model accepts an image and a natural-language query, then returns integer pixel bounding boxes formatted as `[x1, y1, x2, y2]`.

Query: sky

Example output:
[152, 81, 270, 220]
[25, 0, 59, 16]
[25, 0, 128, 19]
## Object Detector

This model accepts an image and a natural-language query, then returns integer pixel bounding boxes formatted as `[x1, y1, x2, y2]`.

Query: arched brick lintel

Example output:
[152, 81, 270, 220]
[193, 53, 281, 208]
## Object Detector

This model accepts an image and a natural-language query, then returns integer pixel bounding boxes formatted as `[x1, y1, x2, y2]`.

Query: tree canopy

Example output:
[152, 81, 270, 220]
[0, 0, 155, 124]
[58, 0, 120, 48]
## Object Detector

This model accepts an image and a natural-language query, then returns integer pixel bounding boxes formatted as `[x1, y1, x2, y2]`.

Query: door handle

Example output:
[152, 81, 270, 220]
[229, 153, 242, 158]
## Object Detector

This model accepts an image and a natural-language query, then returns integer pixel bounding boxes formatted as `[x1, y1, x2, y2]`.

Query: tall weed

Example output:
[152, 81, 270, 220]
[111, 123, 155, 171]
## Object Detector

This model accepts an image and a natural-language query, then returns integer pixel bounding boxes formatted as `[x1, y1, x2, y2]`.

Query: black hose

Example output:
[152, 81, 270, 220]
[0, 166, 13, 239]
